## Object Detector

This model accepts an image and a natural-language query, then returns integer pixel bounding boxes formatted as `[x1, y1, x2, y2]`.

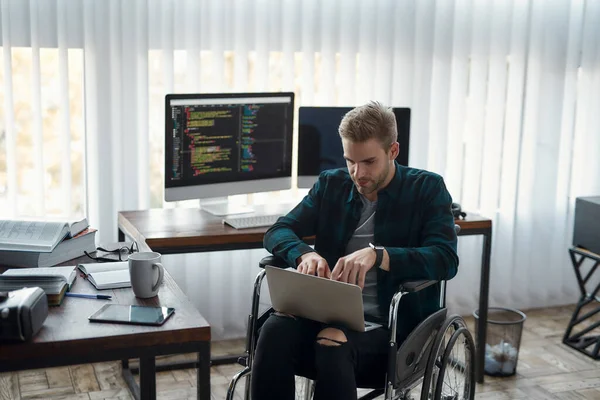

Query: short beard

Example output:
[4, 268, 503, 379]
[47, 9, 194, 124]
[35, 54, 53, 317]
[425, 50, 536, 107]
[356, 162, 389, 195]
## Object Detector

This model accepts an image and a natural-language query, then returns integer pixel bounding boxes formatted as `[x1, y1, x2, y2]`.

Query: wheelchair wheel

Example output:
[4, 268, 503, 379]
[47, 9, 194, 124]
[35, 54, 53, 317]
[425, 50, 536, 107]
[420, 315, 475, 400]
[433, 326, 475, 400]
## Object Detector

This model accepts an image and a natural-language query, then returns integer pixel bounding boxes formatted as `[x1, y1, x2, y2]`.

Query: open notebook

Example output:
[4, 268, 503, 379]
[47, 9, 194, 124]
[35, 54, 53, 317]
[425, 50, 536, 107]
[77, 261, 131, 290]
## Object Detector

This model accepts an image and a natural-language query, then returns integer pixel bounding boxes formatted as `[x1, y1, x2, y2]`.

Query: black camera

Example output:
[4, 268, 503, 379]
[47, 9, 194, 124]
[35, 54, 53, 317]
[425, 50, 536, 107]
[0, 287, 48, 342]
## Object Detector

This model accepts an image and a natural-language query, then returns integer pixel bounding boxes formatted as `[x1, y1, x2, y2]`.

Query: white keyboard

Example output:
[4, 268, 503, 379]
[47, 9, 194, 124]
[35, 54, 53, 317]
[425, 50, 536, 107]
[223, 214, 281, 230]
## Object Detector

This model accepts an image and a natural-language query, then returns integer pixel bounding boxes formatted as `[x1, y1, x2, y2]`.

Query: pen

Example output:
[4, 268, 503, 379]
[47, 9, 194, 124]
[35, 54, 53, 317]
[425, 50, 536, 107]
[65, 293, 112, 300]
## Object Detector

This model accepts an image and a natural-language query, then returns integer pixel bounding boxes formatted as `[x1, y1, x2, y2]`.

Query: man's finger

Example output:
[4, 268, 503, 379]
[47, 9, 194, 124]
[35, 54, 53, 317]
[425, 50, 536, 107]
[357, 266, 367, 289]
[302, 262, 312, 275]
[348, 262, 360, 286]
[316, 259, 330, 278]
[323, 262, 332, 279]
[331, 258, 343, 280]
[338, 259, 351, 283]
[306, 259, 317, 276]
[298, 263, 305, 274]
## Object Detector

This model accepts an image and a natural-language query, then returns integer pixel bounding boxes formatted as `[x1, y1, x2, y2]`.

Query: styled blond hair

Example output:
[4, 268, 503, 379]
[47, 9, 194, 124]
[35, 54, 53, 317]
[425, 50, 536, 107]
[338, 101, 398, 150]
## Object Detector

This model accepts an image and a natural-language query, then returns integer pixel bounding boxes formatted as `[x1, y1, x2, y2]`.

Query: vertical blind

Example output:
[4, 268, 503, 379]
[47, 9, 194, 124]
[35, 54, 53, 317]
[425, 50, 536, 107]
[1, 0, 599, 336]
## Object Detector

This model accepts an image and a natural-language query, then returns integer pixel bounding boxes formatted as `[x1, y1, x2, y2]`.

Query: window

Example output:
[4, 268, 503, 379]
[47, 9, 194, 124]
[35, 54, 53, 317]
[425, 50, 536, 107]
[0, 48, 85, 219]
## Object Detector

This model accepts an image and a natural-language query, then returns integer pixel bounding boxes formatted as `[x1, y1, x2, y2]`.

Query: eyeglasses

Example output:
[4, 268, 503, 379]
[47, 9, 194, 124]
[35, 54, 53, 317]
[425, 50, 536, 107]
[84, 241, 139, 262]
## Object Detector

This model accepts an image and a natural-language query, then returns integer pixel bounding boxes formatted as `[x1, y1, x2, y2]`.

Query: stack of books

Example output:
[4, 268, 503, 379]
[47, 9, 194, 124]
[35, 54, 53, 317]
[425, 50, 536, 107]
[0, 218, 97, 268]
[0, 266, 77, 306]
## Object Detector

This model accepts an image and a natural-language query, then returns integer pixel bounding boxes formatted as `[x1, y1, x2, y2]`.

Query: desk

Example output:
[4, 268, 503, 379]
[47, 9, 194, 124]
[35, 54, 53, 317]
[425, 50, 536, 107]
[0, 255, 211, 400]
[118, 208, 492, 383]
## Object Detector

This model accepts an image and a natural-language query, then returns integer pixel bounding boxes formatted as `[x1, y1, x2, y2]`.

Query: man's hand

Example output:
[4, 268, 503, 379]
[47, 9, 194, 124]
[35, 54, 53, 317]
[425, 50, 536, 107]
[296, 252, 331, 278]
[331, 247, 377, 289]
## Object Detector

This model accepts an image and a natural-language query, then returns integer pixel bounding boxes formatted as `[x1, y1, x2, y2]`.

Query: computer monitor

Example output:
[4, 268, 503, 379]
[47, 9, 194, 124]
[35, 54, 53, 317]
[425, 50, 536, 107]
[297, 106, 411, 188]
[164, 92, 295, 215]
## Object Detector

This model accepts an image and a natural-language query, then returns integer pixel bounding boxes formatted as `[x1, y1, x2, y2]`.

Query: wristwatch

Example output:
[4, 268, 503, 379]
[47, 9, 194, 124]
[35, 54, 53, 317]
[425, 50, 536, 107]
[369, 242, 385, 269]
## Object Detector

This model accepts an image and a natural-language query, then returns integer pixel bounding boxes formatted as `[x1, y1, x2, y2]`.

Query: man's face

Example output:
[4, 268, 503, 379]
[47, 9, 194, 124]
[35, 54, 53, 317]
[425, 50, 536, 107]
[342, 138, 399, 197]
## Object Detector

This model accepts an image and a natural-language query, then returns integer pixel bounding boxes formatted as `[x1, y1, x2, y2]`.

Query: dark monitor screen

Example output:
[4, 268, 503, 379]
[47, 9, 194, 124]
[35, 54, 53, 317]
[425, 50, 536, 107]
[164, 92, 295, 201]
[297, 107, 411, 187]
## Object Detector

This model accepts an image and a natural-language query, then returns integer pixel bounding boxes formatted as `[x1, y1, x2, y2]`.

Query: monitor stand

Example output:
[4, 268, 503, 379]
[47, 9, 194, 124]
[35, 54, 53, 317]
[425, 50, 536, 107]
[199, 198, 254, 216]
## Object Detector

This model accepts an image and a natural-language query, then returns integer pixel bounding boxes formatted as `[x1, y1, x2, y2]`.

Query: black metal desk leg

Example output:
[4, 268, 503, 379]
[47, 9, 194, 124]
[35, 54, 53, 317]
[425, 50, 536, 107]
[198, 342, 211, 400]
[121, 359, 141, 399]
[140, 357, 157, 400]
[477, 229, 492, 383]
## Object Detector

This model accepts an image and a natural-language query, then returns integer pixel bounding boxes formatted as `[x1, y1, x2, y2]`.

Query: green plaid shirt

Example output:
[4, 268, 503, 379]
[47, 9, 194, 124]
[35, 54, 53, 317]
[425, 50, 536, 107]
[264, 162, 459, 340]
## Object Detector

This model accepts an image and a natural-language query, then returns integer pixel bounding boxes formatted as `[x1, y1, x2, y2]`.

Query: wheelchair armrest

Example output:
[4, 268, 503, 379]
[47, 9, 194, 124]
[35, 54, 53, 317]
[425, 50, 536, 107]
[259, 255, 289, 269]
[399, 280, 438, 293]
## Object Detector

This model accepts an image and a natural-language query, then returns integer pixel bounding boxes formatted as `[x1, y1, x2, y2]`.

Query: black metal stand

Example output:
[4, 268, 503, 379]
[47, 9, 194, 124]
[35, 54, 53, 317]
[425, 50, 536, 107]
[121, 360, 140, 400]
[563, 247, 600, 360]
[121, 341, 211, 399]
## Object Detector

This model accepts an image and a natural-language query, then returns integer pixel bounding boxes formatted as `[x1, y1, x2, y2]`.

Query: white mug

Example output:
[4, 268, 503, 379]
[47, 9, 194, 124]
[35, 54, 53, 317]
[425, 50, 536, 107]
[128, 252, 165, 298]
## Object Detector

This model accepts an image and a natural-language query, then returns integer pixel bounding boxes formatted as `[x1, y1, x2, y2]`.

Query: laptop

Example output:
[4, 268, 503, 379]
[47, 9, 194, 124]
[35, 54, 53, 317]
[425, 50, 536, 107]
[265, 266, 382, 332]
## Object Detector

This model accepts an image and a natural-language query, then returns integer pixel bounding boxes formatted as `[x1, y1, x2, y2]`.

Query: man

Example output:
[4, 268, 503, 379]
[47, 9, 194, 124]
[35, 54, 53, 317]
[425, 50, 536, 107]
[251, 101, 459, 400]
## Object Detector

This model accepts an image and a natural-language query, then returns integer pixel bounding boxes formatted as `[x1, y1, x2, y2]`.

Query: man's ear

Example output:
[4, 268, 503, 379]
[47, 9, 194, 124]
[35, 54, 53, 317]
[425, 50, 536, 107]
[389, 142, 399, 160]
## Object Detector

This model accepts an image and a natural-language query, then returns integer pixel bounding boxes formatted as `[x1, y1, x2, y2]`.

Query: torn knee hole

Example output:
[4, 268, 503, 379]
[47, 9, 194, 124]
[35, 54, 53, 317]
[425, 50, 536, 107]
[316, 337, 345, 346]
[317, 327, 347, 344]
[315, 327, 347, 347]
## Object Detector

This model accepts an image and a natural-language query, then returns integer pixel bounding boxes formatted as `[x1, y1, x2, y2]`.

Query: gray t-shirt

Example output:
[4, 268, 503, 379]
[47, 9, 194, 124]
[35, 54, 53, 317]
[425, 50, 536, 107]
[345, 194, 381, 320]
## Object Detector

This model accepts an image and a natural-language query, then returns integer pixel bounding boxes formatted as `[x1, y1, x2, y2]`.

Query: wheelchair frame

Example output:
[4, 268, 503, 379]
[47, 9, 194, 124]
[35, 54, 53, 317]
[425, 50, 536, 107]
[228, 223, 474, 400]
[226, 256, 475, 400]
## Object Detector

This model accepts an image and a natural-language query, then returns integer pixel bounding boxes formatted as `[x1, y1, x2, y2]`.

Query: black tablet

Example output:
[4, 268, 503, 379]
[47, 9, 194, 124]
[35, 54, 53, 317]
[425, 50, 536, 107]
[88, 304, 175, 326]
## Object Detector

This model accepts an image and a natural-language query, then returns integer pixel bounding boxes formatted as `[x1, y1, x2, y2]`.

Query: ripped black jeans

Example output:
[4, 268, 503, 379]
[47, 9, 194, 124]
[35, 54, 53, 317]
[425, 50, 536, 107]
[250, 313, 390, 400]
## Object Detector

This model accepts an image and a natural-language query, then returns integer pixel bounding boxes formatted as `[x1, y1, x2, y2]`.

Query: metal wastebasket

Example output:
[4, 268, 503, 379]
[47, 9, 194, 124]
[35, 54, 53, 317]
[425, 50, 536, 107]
[473, 307, 526, 377]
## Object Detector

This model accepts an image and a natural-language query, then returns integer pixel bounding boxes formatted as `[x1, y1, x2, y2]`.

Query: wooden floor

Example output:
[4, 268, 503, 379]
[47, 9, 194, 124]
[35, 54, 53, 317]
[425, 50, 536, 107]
[1, 303, 599, 400]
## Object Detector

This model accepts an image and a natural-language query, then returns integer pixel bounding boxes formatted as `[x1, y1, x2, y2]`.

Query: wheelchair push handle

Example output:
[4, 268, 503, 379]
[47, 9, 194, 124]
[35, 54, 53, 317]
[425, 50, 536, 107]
[259, 255, 289, 269]
[399, 279, 439, 293]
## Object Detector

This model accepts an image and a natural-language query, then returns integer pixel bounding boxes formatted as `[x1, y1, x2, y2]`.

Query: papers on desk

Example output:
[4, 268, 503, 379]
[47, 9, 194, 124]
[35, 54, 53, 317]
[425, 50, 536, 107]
[77, 261, 131, 290]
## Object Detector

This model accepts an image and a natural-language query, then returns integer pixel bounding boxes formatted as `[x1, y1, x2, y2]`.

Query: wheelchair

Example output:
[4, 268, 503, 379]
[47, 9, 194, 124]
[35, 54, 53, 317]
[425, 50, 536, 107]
[227, 227, 475, 400]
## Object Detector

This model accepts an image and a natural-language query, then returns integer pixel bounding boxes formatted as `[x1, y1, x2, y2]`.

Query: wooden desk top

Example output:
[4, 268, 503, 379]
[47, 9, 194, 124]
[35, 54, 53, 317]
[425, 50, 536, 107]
[0, 255, 210, 366]
[455, 213, 493, 231]
[119, 208, 267, 252]
[119, 207, 492, 253]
